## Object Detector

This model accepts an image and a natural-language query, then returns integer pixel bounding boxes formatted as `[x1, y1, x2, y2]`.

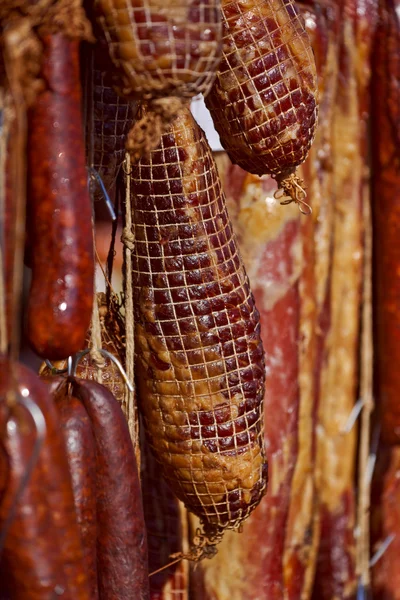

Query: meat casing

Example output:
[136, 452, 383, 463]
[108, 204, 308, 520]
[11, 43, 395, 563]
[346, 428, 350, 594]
[71, 379, 150, 600]
[49, 379, 99, 600]
[27, 34, 94, 360]
[132, 107, 268, 537]
[92, 0, 222, 99]
[205, 0, 318, 178]
[0, 361, 91, 599]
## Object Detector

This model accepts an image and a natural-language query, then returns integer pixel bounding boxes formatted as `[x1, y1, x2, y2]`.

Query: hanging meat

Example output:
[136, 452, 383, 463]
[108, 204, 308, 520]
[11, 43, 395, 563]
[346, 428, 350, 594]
[90, 0, 222, 100]
[206, 0, 318, 207]
[131, 106, 268, 556]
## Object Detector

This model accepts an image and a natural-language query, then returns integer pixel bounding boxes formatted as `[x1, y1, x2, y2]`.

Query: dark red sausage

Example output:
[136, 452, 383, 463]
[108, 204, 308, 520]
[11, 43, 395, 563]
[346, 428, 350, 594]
[372, 0, 400, 444]
[2, 104, 17, 347]
[71, 378, 149, 600]
[45, 378, 99, 600]
[26, 34, 94, 360]
[0, 400, 67, 600]
[0, 360, 90, 599]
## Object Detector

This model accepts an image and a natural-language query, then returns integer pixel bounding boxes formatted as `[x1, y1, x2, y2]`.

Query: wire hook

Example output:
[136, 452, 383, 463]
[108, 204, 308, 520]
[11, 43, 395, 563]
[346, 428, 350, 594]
[71, 348, 134, 392]
[87, 167, 117, 222]
[0, 393, 46, 552]
[44, 359, 68, 375]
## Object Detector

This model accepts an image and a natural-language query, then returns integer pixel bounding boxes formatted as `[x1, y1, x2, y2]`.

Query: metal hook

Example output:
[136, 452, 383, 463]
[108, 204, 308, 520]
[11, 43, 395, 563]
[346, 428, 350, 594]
[87, 167, 117, 222]
[67, 355, 73, 377]
[71, 348, 134, 393]
[356, 581, 372, 600]
[44, 359, 68, 375]
[0, 393, 46, 552]
[365, 424, 381, 486]
[341, 398, 364, 434]
[369, 533, 396, 567]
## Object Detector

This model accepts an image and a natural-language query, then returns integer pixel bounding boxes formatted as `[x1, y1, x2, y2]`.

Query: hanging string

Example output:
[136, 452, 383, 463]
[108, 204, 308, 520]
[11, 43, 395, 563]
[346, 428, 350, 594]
[356, 183, 374, 591]
[105, 188, 120, 308]
[121, 153, 137, 448]
[89, 292, 105, 382]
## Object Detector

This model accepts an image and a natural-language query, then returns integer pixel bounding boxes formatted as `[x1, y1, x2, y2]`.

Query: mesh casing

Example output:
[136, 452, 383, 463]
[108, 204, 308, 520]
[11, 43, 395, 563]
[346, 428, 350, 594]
[131, 108, 268, 534]
[92, 68, 136, 194]
[84, 47, 137, 200]
[141, 435, 188, 597]
[205, 0, 318, 176]
[92, 0, 223, 99]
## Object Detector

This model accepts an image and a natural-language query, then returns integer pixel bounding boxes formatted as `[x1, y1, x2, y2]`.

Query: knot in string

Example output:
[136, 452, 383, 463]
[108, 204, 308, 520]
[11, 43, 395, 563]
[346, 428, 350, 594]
[273, 172, 312, 215]
[89, 346, 106, 369]
[126, 97, 185, 163]
[121, 227, 135, 251]
[170, 526, 224, 563]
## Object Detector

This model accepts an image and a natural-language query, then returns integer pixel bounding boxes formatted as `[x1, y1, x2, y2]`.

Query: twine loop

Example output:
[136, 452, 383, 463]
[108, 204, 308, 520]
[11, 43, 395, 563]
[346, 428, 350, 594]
[273, 171, 312, 215]
[121, 227, 135, 251]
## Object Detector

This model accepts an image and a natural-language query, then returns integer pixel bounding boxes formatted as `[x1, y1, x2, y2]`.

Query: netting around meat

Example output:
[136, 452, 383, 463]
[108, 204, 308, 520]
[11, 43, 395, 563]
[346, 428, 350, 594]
[205, 0, 318, 177]
[84, 46, 137, 202]
[93, 0, 222, 99]
[141, 432, 189, 597]
[131, 108, 268, 545]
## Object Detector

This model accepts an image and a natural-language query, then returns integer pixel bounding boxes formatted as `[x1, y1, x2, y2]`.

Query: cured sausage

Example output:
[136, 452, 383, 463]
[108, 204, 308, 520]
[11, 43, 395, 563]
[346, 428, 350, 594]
[84, 46, 137, 204]
[45, 378, 99, 600]
[26, 33, 94, 360]
[71, 378, 149, 600]
[372, 0, 400, 444]
[0, 360, 90, 599]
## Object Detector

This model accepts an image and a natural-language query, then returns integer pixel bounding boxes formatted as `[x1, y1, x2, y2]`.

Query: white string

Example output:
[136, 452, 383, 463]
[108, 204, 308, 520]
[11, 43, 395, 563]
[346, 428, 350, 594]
[122, 152, 137, 449]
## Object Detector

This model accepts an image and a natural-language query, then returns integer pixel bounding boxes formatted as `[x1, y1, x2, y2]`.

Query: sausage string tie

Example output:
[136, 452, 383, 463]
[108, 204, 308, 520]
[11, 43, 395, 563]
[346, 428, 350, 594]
[89, 293, 106, 380]
[126, 97, 184, 164]
[356, 191, 374, 590]
[148, 528, 224, 577]
[169, 527, 224, 563]
[273, 172, 312, 215]
[121, 153, 137, 447]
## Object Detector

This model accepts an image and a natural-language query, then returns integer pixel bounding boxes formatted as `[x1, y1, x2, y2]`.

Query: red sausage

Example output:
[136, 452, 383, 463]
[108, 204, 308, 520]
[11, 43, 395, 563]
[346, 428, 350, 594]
[0, 360, 90, 599]
[2, 105, 18, 347]
[71, 378, 149, 600]
[372, 0, 400, 444]
[0, 401, 67, 599]
[45, 378, 99, 600]
[26, 33, 94, 360]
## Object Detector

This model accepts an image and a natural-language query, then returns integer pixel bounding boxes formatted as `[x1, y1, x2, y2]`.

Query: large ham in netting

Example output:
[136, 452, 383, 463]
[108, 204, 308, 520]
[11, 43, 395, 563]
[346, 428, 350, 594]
[131, 107, 268, 556]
